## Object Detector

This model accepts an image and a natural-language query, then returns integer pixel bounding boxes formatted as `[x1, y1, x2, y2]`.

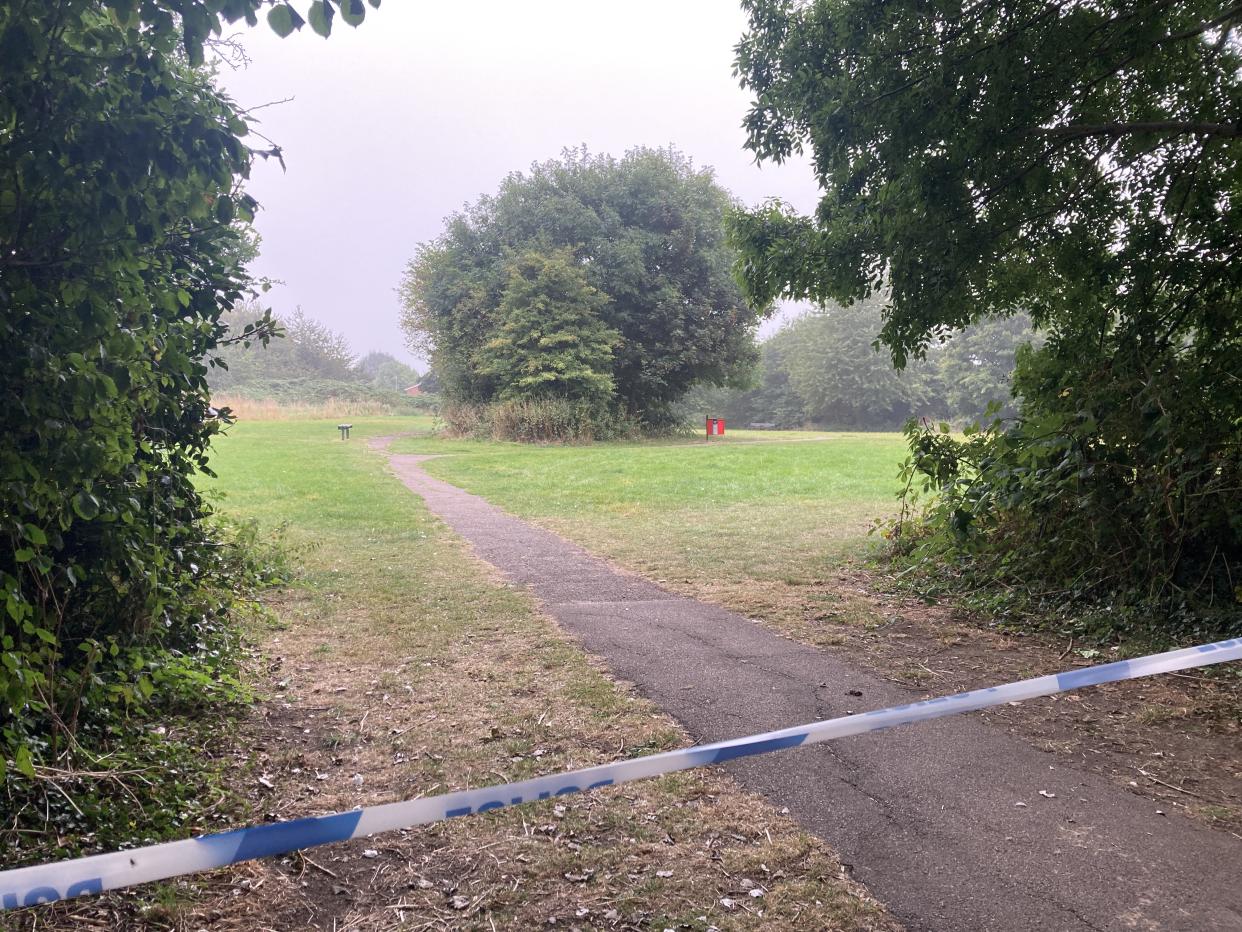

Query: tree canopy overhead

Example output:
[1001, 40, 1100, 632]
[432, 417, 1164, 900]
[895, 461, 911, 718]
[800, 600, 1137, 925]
[401, 147, 766, 425]
[732, 0, 1241, 364]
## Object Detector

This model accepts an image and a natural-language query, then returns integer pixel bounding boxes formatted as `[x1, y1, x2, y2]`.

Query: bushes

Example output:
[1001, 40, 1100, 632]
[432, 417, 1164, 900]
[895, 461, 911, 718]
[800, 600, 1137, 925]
[888, 304, 1242, 644]
[891, 394, 1242, 643]
[0, 513, 282, 864]
[442, 400, 640, 443]
[0, 2, 288, 805]
[1, 9, 248, 779]
[0, 0, 389, 865]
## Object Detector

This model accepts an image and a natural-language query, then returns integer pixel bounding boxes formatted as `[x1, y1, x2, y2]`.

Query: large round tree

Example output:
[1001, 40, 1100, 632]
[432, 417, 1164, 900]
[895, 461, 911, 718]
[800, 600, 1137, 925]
[401, 147, 767, 425]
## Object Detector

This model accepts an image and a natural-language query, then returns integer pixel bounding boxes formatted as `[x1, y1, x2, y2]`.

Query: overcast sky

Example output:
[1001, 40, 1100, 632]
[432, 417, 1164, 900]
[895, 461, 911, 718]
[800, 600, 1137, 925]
[217, 1, 822, 370]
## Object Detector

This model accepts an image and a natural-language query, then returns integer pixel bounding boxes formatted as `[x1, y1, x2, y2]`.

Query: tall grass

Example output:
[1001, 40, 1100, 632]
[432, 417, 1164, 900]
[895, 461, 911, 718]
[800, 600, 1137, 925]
[442, 399, 641, 442]
[212, 395, 414, 421]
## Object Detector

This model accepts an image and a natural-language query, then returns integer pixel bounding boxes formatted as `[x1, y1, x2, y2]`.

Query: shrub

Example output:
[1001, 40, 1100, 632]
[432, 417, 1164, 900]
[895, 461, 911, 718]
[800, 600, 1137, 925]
[889, 405, 1242, 643]
[441, 400, 640, 443]
[1, 2, 266, 786]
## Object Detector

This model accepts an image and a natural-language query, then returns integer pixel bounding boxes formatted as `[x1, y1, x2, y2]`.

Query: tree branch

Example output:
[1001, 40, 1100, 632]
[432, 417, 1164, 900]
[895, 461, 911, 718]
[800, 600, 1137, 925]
[1032, 121, 1241, 140]
[1160, 3, 1242, 44]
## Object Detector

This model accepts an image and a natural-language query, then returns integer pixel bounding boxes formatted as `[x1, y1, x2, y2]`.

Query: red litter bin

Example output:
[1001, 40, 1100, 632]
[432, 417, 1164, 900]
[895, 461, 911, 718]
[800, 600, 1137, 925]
[706, 416, 726, 440]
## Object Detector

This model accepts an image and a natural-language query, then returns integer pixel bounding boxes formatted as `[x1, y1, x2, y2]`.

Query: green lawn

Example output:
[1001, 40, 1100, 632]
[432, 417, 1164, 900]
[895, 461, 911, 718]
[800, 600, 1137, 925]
[207, 414, 436, 523]
[389, 430, 909, 610]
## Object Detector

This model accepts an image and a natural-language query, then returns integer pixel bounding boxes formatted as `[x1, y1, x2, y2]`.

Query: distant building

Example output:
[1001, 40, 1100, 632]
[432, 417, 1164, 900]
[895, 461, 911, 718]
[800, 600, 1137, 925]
[403, 385, 423, 397]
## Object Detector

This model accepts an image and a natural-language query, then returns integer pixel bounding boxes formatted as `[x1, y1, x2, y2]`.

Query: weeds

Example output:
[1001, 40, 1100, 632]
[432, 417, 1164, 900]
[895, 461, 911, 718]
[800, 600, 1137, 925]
[441, 399, 643, 443]
[880, 414, 1242, 645]
[0, 512, 288, 869]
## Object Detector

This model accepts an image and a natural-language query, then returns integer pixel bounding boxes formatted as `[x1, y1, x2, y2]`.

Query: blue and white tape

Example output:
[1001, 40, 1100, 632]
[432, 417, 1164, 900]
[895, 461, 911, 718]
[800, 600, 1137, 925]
[3, 636, 1240, 910]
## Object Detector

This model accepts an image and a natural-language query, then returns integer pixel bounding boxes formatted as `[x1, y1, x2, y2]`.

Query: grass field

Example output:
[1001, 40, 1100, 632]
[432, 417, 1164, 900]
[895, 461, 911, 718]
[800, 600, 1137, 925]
[389, 430, 910, 640]
[167, 417, 892, 930]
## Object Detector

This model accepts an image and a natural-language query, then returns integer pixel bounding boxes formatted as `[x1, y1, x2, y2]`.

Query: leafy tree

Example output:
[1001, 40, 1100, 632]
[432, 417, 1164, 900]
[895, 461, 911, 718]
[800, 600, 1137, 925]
[355, 351, 394, 380]
[356, 351, 420, 391]
[401, 147, 766, 425]
[729, 333, 807, 428]
[0, 0, 377, 788]
[732, 0, 1241, 363]
[209, 304, 358, 388]
[279, 308, 356, 379]
[931, 313, 1037, 422]
[478, 250, 619, 406]
[780, 298, 932, 428]
[688, 307, 1035, 429]
[732, 0, 1242, 635]
[416, 369, 443, 395]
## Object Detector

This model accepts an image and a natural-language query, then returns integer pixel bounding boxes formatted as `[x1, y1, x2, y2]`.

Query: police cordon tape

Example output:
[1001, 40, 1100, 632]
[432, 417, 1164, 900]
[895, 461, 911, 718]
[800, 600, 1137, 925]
[3, 636, 1241, 909]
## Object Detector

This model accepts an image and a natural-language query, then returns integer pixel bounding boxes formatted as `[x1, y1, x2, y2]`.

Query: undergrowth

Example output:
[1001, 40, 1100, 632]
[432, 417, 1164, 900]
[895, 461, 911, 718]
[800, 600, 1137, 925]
[881, 411, 1242, 647]
[441, 399, 644, 443]
[0, 516, 287, 869]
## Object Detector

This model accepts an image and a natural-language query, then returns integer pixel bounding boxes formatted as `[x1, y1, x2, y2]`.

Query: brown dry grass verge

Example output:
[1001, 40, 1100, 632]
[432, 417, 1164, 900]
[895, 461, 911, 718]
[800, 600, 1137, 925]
[171, 583, 894, 931]
[210, 395, 425, 421]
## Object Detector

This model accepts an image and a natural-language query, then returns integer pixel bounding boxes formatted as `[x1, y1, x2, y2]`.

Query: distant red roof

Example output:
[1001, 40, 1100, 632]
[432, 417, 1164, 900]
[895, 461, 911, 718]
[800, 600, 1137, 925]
[403, 385, 423, 397]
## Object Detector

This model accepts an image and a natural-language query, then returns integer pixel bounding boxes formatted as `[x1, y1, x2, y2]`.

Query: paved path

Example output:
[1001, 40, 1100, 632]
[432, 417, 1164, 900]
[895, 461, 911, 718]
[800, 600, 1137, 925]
[380, 445, 1242, 932]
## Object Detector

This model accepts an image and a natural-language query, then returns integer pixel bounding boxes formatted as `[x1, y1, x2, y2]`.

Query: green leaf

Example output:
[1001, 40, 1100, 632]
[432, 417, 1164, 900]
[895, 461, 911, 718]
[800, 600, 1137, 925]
[184, 30, 204, 66]
[22, 524, 47, 546]
[72, 492, 101, 521]
[236, 194, 258, 223]
[13, 549, 33, 563]
[267, 4, 300, 37]
[308, 0, 333, 37]
[340, 0, 365, 26]
[14, 745, 34, 780]
[215, 194, 234, 224]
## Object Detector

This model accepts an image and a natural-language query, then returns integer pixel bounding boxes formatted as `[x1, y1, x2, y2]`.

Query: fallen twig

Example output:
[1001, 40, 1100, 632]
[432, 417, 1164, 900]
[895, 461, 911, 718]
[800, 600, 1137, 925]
[300, 853, 339, 878]
[1136, 769, 1207, 801]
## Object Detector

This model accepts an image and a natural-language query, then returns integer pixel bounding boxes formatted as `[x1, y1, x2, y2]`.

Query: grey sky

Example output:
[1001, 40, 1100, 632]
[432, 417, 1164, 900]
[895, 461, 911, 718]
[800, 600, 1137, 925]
[218, 1, 822, 370]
